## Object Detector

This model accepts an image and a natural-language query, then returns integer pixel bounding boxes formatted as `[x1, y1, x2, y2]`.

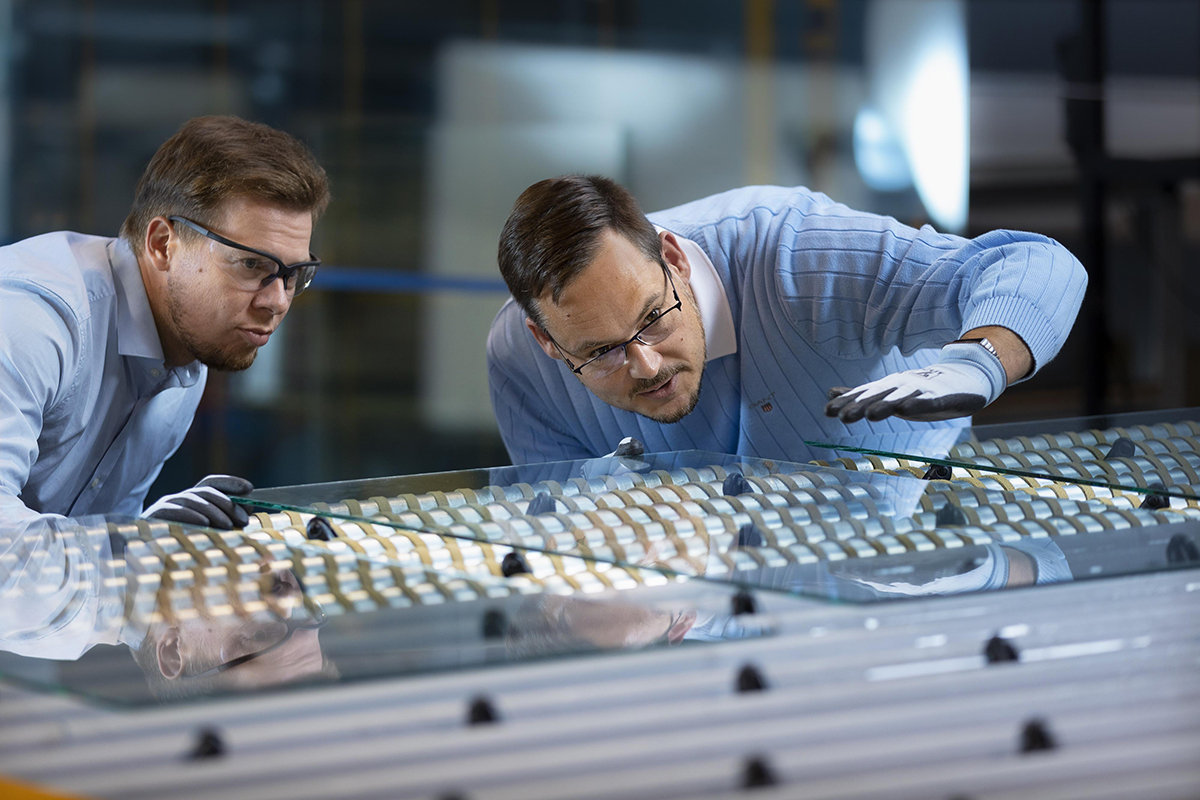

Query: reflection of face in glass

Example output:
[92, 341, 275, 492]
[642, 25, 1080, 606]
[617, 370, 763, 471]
[506, 594, 695, 658]
[133, 568, 334, 699]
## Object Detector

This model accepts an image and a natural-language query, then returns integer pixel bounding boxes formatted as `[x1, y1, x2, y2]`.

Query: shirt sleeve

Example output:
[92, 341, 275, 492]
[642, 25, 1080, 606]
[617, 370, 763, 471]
[487, 303, 594, 465]
[0, 279, 84, 528]
[730, 189, 1088, 377]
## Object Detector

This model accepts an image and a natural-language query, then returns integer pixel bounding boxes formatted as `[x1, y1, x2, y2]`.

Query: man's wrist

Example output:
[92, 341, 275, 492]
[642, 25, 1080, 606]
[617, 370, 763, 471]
[958, 326, 1034, 383]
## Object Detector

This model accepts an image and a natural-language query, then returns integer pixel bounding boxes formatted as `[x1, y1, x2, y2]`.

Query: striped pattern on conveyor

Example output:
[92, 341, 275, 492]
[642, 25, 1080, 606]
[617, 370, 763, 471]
[828, 420, 1200, 499]
[3, 568, 1197, 799]
[232, 464, 1200, 599]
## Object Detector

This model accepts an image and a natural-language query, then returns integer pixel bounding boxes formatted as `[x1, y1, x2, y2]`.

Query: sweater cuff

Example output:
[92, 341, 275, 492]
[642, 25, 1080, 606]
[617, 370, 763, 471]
[961, 295, 1062, 384]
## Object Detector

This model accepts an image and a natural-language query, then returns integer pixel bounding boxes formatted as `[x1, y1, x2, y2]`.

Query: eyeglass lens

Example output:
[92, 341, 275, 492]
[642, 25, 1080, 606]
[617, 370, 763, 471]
[586, 311, 680, 377]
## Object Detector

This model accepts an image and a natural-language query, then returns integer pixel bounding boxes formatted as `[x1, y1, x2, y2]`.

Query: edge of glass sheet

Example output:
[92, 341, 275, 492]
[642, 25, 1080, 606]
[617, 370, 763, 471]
[805, 408, 1200, 502]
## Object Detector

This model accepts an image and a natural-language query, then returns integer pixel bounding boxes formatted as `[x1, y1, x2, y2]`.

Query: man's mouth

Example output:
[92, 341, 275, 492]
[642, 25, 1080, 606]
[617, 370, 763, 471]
[238, 327, 274, 347]
[635, 371, 681, 401]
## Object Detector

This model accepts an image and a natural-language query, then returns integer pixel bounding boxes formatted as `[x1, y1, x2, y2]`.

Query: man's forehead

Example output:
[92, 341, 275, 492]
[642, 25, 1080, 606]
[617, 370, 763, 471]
[206, 197, 313, 256]
[540, 257, 665, 349]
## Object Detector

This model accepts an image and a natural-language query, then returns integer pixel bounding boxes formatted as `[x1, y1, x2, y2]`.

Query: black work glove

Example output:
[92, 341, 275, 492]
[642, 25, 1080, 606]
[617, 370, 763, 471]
[141, 474, 254, 529]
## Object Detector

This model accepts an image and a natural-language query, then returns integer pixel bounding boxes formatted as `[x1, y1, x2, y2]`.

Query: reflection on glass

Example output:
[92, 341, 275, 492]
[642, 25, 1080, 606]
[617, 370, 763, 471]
[0, 513, 760, 706]
[506, 592, 769, 659]
[233, 448, 1200, 606]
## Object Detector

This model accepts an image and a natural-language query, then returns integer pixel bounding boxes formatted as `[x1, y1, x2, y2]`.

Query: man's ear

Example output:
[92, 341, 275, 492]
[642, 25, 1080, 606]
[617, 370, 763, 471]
[156, 626, 185, 680]
[525, 316, 563, 361]
[144, 216, 175, 274]
[659, 231, 692, 282]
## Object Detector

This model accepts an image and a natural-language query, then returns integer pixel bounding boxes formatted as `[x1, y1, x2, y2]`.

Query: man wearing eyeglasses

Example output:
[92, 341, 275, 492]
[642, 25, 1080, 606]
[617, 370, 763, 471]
[487, 175, 1087, 464]
[0, 115, 329, 530]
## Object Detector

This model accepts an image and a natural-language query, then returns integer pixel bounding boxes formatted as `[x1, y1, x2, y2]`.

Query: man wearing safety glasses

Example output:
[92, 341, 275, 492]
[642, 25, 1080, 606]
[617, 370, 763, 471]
[487, 175, 1087, 465]
[0, 116, 329, 530]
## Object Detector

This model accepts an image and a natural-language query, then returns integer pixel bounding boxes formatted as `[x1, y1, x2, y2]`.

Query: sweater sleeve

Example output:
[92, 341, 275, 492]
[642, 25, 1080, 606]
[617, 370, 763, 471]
[717, 188, 1088, 377]
[487, 301, 594, 465]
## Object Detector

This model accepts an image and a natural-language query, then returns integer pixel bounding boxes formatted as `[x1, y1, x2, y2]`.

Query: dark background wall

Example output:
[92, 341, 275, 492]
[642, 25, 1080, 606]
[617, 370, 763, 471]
[2, 0, 1196, 492]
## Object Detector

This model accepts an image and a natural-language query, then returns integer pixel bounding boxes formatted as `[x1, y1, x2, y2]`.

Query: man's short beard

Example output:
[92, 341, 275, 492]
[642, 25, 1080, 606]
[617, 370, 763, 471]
[636, 365, 704, 424]
[632, 287, 707, 425]
[166, 277, 257, 372]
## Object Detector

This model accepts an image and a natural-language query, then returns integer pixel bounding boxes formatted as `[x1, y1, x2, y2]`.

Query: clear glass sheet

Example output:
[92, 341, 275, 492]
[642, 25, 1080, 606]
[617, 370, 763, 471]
[232, 449, 1200, 606]
[0, 513, 769, 707]
[805, 408, 1200, 503]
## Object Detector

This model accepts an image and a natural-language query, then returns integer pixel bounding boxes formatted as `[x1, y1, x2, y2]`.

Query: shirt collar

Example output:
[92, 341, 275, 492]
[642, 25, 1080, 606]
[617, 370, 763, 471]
[655, 227, 737, 361]
[109, 238, 166, 362]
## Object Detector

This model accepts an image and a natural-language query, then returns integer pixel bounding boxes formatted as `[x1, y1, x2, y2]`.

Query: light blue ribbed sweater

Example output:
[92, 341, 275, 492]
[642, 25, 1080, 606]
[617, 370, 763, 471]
[487, 186, 1087, 465]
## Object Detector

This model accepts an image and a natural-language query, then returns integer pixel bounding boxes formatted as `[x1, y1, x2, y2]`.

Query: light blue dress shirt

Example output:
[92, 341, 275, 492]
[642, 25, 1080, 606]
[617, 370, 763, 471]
[0, 232, 206, 527]
[488, 186, 1087, 465]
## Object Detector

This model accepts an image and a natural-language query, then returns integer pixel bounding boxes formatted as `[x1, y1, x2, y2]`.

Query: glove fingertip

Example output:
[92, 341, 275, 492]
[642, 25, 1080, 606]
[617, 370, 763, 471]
[231, 504, 250, 527]
[827, 387, 852, 401]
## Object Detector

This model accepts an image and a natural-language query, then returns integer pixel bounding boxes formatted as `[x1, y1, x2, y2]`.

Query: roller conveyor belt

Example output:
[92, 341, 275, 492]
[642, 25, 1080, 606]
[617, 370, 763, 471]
[1, 567, 1196, 799]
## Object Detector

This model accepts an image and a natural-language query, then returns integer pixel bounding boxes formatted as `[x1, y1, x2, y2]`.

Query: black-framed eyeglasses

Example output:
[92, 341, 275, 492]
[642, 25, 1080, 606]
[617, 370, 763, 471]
[168, 215, 321, 296]
[547, 264, 683, 378]
[184, 570, 328, 680]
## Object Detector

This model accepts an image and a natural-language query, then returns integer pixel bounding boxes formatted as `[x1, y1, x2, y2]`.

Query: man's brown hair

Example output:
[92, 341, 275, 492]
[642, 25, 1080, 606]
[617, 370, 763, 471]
[121, 115, 330, 254]
[498, 175, 662, 328]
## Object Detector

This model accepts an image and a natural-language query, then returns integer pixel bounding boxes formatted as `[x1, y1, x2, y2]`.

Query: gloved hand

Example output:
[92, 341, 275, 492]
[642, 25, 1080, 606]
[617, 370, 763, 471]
[142, 474, 254, 530]
[824, 341, 1007, 423]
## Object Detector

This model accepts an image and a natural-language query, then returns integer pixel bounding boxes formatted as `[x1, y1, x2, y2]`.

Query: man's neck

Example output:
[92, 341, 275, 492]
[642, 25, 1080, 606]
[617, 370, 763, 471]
[136, 253, 190, 367]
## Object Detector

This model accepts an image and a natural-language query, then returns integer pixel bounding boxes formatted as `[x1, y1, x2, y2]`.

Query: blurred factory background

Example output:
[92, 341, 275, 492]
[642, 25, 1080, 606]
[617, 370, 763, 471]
[1, 0, 1197, 490]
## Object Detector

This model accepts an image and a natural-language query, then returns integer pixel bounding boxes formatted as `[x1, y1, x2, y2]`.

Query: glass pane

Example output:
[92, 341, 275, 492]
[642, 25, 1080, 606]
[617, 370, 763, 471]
[233, 449, 1200, 606]
[805, 408, 1200, 503]
[0, 513, 769, 707]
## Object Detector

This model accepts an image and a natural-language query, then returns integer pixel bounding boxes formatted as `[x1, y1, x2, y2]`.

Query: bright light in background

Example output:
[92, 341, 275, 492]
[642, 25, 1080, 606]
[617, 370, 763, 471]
[862, 0, 969, 233]
[853, 106, 912, 191]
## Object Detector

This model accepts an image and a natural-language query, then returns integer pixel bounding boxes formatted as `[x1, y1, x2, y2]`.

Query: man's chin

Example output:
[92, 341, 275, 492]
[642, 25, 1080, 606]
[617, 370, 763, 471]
[634, 384, 702, 424]
[196, 345, 258, 372]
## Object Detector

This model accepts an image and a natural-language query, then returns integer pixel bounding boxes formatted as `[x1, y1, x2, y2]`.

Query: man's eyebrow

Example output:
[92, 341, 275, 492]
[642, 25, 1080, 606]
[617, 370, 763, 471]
[573, 284, 666, 354]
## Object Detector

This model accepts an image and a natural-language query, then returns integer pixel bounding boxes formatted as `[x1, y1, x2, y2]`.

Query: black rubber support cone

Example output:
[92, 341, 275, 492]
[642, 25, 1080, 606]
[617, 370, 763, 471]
[188, 727, 225, 760]
[500, 552, 530, 577]
[306, 516, 335, 541]
[742, 756, 778, 789]
[985, 635, 1020, 664]
[1167, 534, 1200, 565]
[1019, 718, 1056, 753]
[736, 523, 764, 548]
[935, 503, 968, 527]
[723, 472, 754, 496]
[481, 609, 507, 639]
[922, 463, 953, 480]
[612, 436, 645, 458]
[467, 696, 498, 725]
[1104, 437, 1136, 460]
[1139, 483, 1170, 510]
[731, 589, 757, 616]
[526, 493, 557, 516]
[736, 664, 768, 693]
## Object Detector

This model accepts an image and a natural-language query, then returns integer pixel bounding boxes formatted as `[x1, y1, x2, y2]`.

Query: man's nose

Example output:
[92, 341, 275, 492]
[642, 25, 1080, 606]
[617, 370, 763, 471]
[253, 277, 292, 315]
[625, 340, 662, 379]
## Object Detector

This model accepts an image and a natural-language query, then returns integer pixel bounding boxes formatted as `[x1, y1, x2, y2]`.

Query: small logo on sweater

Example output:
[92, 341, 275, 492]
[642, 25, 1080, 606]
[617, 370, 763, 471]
[751, 392, 776, 413]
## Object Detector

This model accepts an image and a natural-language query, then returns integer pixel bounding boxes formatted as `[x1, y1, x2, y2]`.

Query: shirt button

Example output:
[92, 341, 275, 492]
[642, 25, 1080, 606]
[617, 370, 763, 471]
[150, 368, 162, 378]
[90, 478, 101, 489]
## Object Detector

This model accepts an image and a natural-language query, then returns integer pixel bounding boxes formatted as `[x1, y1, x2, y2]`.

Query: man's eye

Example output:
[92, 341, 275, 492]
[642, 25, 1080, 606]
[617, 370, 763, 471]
[589, 344, 615, 360]
[240, 259, 273, 274]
